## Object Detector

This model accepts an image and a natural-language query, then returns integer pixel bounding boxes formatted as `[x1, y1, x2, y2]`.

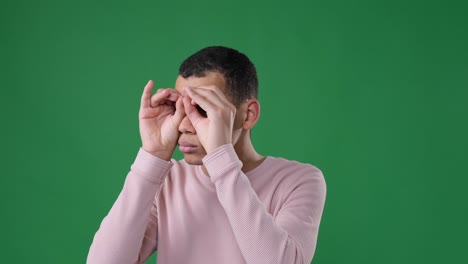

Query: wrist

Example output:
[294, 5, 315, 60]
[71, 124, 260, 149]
[141, 146, 174, 161]
[205, 141, 232, 154]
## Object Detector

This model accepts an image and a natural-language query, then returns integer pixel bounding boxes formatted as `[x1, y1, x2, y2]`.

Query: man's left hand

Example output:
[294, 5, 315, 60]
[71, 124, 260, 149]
[182, 85, 236, 154]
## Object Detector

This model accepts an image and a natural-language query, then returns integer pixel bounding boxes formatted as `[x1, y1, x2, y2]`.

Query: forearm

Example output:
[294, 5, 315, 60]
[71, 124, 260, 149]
[87, 148, 172, 264]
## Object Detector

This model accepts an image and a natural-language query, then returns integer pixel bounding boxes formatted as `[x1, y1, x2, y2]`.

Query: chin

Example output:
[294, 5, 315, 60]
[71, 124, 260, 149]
[183, 154, 205, 165]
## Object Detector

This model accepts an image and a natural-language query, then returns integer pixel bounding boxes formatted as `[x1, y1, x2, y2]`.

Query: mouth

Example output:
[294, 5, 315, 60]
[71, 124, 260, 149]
[178, 141, 198, 153]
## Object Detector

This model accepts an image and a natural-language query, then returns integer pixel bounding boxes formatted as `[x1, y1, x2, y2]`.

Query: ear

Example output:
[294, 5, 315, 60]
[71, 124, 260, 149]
[242, 99, 260, 130]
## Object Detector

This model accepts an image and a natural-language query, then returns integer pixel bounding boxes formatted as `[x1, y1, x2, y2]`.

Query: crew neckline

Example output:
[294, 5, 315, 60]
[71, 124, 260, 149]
[196, 156, 272, 190]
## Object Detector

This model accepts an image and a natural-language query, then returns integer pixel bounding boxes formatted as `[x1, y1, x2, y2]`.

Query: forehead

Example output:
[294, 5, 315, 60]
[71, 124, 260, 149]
[174, 71, 226, 96]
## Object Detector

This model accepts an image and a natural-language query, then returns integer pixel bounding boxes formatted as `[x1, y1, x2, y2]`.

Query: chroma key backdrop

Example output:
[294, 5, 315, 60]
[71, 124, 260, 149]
[1, 0, 467, 263]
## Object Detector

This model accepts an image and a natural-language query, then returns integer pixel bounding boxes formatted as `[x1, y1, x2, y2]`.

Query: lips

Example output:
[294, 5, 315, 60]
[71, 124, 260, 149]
[178, 141, 198, 153]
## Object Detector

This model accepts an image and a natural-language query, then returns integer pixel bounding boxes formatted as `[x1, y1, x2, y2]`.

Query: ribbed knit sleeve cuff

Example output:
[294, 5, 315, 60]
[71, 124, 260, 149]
[202, 144, 242, 183]
[130, 147, 173, 184]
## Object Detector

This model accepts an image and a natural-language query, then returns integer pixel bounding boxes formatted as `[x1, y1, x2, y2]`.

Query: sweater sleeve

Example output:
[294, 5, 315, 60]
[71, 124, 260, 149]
[202, 144, 327, 264]
[86, 148, 173, 264]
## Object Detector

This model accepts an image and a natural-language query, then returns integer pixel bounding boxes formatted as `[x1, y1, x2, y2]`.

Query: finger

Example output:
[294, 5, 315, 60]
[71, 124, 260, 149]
[167, 91, 179, 102]
[201, 86, 232, 106]
[140, 80, 154, 109]
[183, 95, 203, 124]
[158, 87, 180, 95]
[184, 86, 218, 113]
[186, 86, 224, 107]
[159, 89, 180, 106]
[173, 96, 185, 123]
[156, 88, 180, 105]
[150, 89, 176, 108]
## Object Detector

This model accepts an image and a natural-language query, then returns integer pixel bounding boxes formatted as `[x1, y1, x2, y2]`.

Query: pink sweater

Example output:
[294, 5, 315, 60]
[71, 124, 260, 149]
[87, 144, 326, 264]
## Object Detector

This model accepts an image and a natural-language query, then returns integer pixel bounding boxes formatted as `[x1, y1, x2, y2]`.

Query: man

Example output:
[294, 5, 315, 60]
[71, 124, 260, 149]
[87, 46, 327, 264]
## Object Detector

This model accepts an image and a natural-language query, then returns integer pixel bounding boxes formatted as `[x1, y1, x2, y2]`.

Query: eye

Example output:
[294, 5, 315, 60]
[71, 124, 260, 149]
[195, 104, 207, 117]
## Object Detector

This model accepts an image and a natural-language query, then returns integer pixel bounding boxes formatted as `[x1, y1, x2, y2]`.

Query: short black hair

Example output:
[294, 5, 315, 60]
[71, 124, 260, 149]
[179, 46, 258, 107]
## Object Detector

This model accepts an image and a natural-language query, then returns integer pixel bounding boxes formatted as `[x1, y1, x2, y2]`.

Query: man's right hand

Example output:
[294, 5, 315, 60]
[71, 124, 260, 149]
[139, 80, 185, 160]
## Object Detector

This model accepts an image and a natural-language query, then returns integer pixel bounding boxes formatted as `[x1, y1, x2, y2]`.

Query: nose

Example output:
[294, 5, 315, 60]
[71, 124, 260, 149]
[178, 115, 196, 134]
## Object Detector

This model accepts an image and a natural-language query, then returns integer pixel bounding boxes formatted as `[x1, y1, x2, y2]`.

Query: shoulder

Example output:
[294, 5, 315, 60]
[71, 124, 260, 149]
[266, 156, 326, 194]
[268, 156, 325, 181]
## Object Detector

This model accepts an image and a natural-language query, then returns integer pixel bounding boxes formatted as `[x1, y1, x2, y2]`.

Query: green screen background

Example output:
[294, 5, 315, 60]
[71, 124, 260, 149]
[1, 0, 467, 263]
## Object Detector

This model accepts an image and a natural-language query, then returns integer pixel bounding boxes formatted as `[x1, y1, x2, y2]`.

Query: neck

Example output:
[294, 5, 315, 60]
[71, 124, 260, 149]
[234, 131, 265, 172]
[201, 131, 265, 176]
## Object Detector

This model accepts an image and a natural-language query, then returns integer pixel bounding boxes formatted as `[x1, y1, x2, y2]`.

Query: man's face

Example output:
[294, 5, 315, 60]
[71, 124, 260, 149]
[174, 71, 244, 165]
